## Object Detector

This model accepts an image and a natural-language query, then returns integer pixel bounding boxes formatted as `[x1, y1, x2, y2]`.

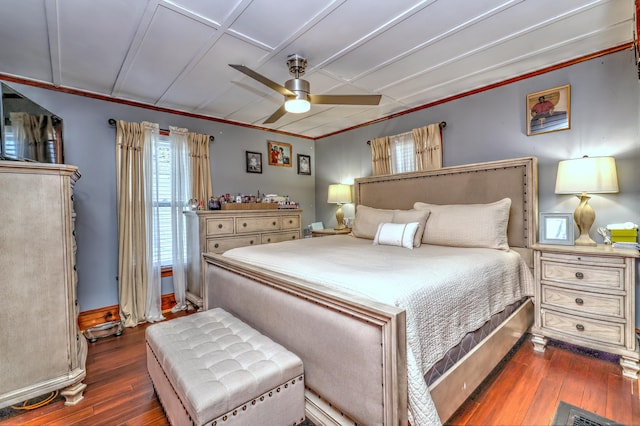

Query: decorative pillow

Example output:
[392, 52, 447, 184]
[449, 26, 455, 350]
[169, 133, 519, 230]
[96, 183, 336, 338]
[413, 198, 511, 250]
[373, 222, 420, 249]
[392, 209, 430, 247]
[352, 205, 395, 239]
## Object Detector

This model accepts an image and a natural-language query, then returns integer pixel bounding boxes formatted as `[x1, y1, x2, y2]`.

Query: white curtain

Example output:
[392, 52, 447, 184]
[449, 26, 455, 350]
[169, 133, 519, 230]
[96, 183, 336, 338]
[143, 122, 164, 323]
[168, 126, 190, 312]
[389, 131, 415, 174]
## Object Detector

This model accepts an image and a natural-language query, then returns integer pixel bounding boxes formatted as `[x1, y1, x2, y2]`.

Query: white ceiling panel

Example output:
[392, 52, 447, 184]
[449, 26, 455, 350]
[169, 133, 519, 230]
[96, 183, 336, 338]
[115, 3, 218, 103]
[0, 0, 633, 138]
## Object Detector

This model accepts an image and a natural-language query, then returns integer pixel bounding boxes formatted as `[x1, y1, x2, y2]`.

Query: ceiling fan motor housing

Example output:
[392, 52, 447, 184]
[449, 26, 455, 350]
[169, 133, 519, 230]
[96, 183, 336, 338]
[285, 78, 310, 101]
[287, 54, 307, 77]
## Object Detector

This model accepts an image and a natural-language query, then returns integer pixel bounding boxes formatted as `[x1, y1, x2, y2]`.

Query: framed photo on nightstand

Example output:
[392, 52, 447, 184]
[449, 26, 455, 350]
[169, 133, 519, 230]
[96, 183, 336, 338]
[539, 212, 574, 245]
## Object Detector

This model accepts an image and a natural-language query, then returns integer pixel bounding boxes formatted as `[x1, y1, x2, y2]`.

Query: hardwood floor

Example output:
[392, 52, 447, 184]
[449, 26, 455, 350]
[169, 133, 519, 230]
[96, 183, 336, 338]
[1, 311, 638, 425]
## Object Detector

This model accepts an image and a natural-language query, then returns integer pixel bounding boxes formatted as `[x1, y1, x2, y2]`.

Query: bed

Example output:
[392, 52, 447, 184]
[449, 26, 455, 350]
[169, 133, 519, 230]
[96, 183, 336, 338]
[202, 156, 538, 425]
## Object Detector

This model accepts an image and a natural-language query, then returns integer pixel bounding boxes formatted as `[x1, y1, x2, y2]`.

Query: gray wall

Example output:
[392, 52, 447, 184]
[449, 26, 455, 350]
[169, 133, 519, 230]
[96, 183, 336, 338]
[2, 82, 313, 312]
[315, 49, 640, 325]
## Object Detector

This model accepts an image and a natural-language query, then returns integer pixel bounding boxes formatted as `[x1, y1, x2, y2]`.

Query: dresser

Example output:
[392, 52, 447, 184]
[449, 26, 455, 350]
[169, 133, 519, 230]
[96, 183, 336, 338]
[531, 244, 639, 379]
[184, 209, 302, 309]
[0, 161, 87, 409]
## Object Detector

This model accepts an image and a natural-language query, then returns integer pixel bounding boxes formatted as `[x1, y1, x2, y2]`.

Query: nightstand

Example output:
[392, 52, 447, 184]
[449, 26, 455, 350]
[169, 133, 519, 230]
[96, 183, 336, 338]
[530, 244, 639, 379]
[311, 228, 352, 237]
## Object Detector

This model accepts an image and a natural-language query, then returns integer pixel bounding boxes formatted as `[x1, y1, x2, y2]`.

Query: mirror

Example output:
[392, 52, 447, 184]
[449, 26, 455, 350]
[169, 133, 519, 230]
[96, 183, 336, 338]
[1, 83, 64, 163]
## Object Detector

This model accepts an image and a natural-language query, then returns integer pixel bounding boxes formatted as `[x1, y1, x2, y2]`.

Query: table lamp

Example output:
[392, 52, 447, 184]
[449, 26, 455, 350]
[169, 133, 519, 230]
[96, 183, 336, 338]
[554, 155, 618, 246]
[327, 184, 352, 230]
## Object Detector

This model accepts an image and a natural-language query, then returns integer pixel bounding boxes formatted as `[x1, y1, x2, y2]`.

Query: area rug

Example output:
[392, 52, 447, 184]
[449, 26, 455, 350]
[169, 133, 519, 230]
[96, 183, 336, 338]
[552, 401, 622, 426]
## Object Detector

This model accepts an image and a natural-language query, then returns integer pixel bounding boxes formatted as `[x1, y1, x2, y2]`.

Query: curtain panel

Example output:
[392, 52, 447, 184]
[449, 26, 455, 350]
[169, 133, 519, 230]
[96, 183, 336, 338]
[188, 132, 213, 204]
[371, 136, 391, 176]
[413, 123, 442, 171]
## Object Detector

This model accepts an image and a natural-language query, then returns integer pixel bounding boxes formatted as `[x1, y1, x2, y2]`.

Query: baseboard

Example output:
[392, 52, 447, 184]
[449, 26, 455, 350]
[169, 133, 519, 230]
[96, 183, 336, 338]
[78, 293, 177, 331]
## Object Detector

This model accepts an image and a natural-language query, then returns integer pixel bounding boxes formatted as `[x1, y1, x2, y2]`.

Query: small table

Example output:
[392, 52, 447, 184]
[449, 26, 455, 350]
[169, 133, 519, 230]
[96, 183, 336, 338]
[311, 228, 352, 237]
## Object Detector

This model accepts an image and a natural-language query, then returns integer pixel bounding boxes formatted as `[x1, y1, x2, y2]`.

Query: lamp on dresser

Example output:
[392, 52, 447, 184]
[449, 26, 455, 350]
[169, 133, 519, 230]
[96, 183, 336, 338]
[327, 183, 352, 230]
[554, 155, 618, 246]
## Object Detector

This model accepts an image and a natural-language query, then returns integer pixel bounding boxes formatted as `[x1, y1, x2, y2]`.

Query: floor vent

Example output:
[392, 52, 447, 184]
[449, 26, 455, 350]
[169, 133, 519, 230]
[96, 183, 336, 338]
[553, 401, 622, 426]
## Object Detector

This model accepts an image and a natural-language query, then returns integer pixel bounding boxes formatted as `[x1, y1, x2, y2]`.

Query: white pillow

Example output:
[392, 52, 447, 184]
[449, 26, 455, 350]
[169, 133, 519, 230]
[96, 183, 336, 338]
[413, 198, 511, 250]
[373, 222, 420, 249]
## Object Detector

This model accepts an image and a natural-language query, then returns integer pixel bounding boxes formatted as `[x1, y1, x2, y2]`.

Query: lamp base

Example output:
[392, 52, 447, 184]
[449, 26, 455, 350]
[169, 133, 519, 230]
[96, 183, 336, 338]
[334, 203, 345, 230]
[574, 193, 597, 246]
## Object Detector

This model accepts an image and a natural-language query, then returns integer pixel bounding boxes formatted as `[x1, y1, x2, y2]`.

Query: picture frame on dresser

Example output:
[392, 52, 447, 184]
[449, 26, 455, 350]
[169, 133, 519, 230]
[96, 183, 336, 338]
[539, 212, 574, 245]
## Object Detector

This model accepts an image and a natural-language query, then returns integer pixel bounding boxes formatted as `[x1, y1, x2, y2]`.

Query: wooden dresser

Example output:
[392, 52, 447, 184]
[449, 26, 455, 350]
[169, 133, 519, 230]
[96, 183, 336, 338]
[184, 208, 302, 309]
[531, 244, 639, 379]
[0, 161, 87, 409]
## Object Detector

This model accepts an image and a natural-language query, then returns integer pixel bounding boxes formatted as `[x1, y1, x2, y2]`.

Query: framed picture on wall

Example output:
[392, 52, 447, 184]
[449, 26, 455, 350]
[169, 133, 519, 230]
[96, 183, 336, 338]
[297, 154, 311, 175]
[267, 141, 292, 167]
[539, 212, 574, 245]
[526, 84, 570, 136]
[245, 151, 262, 174]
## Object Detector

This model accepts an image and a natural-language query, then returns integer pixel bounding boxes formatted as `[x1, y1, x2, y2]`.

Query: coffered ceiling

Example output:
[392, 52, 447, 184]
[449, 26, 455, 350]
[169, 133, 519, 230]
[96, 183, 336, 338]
[0, 0, 634, 138]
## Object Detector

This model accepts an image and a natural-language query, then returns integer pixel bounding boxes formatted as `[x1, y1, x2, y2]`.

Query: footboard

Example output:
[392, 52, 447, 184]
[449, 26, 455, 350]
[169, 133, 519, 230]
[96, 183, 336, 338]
[203, 253, 408, 425]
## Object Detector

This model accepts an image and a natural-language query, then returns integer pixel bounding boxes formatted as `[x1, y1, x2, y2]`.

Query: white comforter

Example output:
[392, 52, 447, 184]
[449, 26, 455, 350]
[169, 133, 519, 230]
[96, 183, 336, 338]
[223, 235, 533, 425]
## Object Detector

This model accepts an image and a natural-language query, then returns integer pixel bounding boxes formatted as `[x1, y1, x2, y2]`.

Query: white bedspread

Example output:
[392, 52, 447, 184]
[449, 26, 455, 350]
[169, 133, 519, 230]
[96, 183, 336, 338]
[223, 235, 533, 426]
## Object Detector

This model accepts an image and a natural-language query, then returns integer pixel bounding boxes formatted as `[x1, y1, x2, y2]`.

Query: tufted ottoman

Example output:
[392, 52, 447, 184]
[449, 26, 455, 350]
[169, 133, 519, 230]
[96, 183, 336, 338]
[146, 308, 305, 426]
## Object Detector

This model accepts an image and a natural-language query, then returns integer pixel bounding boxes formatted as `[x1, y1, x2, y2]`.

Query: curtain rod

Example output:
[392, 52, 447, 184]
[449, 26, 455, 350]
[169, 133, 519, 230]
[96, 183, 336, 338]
[108, 118, 215, 142]
[366, 121, 446, 145]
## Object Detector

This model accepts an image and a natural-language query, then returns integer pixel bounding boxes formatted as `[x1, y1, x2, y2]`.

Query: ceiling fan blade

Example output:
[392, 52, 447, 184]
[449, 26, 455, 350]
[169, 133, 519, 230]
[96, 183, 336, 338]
[263, 104, 288, 124]
[309, 94, 381, 105]
[229, 64, 295, 96]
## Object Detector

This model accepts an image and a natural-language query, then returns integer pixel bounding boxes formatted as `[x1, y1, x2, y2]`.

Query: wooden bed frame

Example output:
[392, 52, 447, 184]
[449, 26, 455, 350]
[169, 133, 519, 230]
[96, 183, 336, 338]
[203, 157, 538, 425]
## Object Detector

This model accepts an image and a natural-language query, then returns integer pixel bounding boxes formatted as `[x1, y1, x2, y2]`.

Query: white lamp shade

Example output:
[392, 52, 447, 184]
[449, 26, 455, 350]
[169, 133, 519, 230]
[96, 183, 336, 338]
[555, 156, 619, 194]
[284, 98, 311, 113]
[327, 184, 352, 204]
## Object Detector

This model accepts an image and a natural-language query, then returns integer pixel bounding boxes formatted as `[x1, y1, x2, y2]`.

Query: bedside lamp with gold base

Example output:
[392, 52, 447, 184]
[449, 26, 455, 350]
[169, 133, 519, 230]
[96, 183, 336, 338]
[555, 155, 619, 246]
[327, 183, 352, 230]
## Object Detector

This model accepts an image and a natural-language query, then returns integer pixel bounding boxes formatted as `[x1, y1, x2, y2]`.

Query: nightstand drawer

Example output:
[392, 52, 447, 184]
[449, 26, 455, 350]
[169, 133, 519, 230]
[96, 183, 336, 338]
[261, 231, 300, 244]
[541, 285, 624, 319]
[236, 216, 281, 233]
[205, 217, 234, 236]
[206, 235, 259, 253]
[540, 261, 624, 290]
[541, 310, 625, 347]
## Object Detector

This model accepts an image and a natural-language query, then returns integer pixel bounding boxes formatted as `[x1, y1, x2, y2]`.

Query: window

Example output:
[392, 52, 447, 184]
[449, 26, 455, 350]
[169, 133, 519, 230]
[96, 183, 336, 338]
[154, 135, 173, 267]
[2, 125, 17, 159]
[390, 132, 415, 174]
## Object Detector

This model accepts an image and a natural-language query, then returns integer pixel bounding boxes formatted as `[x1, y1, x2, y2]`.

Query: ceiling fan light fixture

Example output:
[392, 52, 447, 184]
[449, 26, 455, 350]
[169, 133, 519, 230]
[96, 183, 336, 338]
[284, 98, 311, 113]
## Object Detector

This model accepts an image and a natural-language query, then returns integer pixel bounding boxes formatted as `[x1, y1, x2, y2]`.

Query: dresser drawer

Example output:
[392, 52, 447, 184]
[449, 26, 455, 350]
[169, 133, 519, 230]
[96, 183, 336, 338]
[261, 231, 300, 244]
[206, 235, 259, 253]
[541, 285, 624, 319]
[281, 215, 300, 230]
[205, 217, 234, 236]
[236, 216, 281, 233]
[541, 310, 625, 347]
[540, 261, 624, 290]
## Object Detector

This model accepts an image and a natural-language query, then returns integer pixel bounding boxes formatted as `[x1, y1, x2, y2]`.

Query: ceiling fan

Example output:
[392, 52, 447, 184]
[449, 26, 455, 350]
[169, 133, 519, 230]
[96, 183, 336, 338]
[229, 54, 382, 124]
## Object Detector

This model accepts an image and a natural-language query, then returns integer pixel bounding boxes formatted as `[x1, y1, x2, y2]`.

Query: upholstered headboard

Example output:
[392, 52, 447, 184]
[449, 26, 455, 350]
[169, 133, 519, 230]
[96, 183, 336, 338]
[354, 157, 538, 262]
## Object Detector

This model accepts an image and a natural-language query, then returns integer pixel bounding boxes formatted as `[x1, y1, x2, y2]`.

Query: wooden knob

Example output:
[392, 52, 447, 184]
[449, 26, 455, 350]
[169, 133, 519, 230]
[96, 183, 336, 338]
[218, 224, 223, 229]
[289, 220, 293, 224]
[575, 298, 584, 305]
[243, 223, 247, 227]
[576, 324, 584, 331]
[267, 238, 271, 242]
[214, 243, 219, 248]
[272, 221, 276, 226]
[292, 235, 296, 239]
[250, 240, 254, 245]
[575, 272, 584, 279]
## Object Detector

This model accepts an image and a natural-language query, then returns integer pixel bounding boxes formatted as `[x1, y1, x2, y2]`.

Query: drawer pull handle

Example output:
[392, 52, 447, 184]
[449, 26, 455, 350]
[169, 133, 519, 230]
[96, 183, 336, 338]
[218, 224, 223, 229]
[575, 298, 584, 305]
[249, 240, 254, 245]
[289, 220, 293, 224]
[267, 238, 271, 242]
[214, 243, 219, 249]
[243, 223, 247, 227]
[272, 221, 276, 226]
[576, 324, 584, 332]
[575, 272, 584, 279]
[292, 236, 296, 239]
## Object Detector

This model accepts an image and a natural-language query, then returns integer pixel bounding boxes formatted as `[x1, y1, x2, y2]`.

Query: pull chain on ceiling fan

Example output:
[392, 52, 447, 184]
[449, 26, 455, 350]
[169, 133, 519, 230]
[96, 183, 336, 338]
[229, 54, 382, 124]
